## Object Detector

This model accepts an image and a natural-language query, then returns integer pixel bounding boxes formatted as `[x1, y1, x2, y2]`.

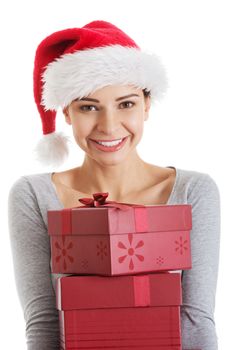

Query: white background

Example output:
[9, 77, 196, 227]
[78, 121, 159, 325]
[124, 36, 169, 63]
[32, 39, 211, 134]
[1, 0, 233, 349]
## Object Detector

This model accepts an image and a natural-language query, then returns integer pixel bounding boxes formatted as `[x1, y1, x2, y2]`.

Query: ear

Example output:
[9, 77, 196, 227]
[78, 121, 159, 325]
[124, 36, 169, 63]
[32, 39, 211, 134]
[63, 107, 72, 125]
[144, 96, 151, 121]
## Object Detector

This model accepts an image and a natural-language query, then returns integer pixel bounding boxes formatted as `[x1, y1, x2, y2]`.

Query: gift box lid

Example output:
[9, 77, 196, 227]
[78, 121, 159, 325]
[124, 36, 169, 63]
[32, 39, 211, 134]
[56, 272, 182, 310]
[48, 204, 192, 236]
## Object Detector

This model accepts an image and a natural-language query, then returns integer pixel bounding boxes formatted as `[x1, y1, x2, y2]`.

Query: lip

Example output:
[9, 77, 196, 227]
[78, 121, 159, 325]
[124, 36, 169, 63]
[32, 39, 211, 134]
[90, 137, 127, 142]
[89, 136, 129, 152]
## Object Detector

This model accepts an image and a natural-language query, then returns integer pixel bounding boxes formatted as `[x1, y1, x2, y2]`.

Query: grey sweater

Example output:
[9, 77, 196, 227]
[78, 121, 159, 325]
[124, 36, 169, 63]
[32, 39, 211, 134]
[7, 167, 221, 350]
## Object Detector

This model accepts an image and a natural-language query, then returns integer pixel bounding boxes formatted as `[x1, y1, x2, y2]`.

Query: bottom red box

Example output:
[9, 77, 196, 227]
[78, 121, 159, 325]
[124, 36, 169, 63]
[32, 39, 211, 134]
[60, 339, 181, 348]
[57, 273, 182, 350]
[60, 346, 181, 350]
[59, 307, 181, 346]
[60, 305, 180, 330]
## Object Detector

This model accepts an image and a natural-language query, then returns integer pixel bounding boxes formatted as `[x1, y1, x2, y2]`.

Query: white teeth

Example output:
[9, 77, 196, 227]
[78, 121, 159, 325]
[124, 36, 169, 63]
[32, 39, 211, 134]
[97, 138, 123, 147]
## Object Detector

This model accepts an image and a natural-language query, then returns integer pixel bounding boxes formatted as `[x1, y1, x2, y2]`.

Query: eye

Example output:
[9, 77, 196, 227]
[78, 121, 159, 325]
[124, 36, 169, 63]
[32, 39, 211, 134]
[79, 105, 97, 111]
[119, 101, 135, 109]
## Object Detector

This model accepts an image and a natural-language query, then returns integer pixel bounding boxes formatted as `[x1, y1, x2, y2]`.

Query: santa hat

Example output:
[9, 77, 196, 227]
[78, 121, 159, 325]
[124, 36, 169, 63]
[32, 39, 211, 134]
[33, 20, 168, 167]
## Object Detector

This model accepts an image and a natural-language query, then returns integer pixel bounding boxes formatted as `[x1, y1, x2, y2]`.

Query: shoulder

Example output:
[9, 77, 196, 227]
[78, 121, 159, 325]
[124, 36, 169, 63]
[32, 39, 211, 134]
[8, 173, 55, 230]
[8, 173, 51, 206]
[169, 167, 220, 208]
[176, 168, 221, 230]
[177, 167, 220, 201]
[8, 172, 62, 227]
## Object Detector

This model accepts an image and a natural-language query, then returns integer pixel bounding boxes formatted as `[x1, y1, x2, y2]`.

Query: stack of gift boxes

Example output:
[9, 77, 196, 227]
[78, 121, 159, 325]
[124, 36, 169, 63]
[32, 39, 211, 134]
[48, 193, 193, 350]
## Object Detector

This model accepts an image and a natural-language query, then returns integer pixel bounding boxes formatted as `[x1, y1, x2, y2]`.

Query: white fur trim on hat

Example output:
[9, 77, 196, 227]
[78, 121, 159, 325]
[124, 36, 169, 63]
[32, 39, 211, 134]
[33, 131, 71, 167]
[41, 45, 168, 111]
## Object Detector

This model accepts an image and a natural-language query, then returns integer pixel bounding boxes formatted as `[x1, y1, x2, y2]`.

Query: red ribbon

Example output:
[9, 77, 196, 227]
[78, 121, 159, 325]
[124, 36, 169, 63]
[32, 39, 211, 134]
[77, 192, 144, 211]
[60, 192, 148, 235]
[133, 275, 151, 306]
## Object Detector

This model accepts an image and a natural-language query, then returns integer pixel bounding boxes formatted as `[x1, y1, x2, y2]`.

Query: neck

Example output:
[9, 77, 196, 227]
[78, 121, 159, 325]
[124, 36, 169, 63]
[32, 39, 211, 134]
[76, 151, 151, 201]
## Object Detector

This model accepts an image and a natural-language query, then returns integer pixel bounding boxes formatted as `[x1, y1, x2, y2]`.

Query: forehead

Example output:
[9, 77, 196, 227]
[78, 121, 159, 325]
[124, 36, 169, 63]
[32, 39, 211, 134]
[85, 84, 143, 99]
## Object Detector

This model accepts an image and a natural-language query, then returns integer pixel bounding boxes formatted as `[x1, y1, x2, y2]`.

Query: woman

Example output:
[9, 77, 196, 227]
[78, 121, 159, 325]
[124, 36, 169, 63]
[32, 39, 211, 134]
[8, 20, 220, 350]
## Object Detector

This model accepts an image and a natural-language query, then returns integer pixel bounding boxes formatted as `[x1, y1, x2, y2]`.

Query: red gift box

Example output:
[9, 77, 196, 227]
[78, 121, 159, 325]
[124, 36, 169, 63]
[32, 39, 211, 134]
[60, 344, 181, 350]
[56, 272, 182, 349]
[48, 196, 192, 275]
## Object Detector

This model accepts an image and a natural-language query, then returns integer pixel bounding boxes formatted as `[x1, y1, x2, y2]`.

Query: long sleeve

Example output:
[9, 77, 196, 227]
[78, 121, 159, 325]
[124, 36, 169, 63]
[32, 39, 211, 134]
[181, 174, 221, 349]
[8, 176, 60, 350]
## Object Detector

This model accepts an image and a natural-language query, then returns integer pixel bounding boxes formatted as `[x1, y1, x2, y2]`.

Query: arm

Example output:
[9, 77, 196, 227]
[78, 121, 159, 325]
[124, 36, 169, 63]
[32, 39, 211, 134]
[181, 174, 221, 350]
[8, 176, 60, 350]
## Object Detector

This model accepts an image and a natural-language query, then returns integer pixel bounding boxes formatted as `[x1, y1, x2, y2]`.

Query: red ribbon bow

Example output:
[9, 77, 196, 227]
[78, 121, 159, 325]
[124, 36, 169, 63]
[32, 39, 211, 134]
[78, 192, 143, 211]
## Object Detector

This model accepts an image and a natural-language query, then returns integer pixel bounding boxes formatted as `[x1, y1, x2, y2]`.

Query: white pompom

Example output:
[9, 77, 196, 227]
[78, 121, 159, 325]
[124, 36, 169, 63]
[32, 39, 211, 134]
[33, 131, 71, 167]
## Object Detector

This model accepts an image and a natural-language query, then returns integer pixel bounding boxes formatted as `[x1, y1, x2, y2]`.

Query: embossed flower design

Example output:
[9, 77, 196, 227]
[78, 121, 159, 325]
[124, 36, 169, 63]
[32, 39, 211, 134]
[156, 256, 164, 266]
[118, 233, 144, 270]
[175, 236, 188, 255]
[54, 236, 74, 270]
[81, 259, 89, 270]
[96, 240, 108, 260]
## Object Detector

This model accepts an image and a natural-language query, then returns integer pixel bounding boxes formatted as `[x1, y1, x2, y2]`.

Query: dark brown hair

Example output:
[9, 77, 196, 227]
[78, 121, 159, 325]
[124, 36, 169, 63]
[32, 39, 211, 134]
[143, 89, 151, 98]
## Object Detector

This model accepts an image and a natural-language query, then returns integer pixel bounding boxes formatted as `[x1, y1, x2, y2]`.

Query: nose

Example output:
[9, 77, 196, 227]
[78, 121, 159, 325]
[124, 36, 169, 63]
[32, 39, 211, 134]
[96, 109, 120, 135]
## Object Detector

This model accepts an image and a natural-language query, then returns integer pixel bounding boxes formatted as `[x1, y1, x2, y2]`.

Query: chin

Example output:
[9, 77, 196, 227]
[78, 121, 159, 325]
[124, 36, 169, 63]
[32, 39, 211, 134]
[95, 152, 131, 166]
[84, 139, 137, 165]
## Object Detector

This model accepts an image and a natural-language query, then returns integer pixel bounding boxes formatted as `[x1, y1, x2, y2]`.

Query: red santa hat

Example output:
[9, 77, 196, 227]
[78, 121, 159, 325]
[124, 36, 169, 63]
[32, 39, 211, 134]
[33, 20, 168, 167]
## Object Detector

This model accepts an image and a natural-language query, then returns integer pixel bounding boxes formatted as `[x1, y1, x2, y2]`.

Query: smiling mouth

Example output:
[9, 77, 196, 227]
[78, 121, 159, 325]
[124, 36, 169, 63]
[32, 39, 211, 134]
[90, 136, 128, 146]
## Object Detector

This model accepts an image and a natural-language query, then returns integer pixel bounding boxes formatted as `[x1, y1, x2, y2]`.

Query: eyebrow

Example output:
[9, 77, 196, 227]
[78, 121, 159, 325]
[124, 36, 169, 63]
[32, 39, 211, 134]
[75, 94, 140, 103]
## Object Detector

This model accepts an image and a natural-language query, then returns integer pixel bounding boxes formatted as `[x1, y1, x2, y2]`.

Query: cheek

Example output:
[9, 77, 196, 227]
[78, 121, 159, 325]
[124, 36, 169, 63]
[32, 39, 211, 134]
[71, 118, 93, 140]
[126, 112, 145, 132]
